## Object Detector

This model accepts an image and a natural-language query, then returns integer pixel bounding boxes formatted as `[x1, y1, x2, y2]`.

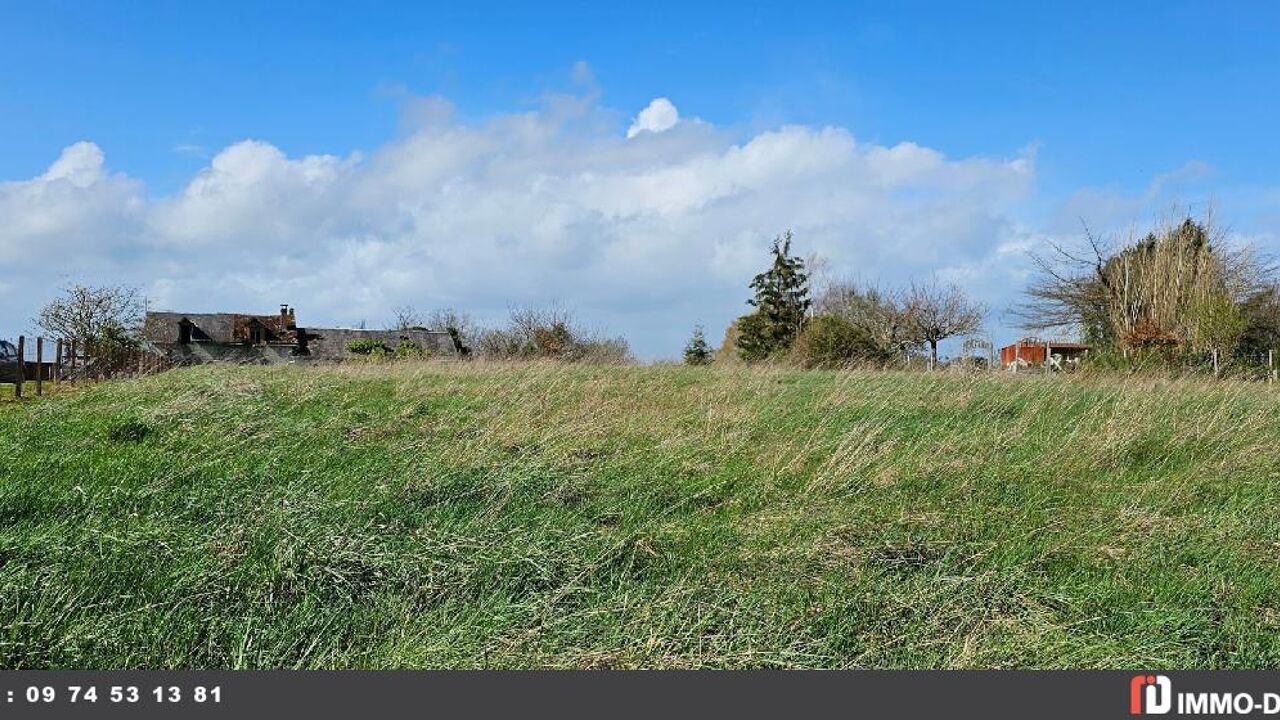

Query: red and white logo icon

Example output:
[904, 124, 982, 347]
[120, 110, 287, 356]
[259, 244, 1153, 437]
[1132, 675, 1173, 715]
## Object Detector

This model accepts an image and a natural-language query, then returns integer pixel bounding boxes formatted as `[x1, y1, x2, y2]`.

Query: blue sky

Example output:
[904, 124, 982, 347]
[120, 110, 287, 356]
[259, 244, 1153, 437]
[3, 1, 1279, 357]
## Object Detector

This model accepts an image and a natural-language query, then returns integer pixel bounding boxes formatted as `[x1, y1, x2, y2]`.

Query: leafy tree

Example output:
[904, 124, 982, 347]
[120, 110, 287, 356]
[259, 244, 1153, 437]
[735, 230, 811, 362]
[36, 283, 143, 345]
[1192, 293, 1247, 359]
[683, 325, 713, 365]
[36, 283, 144, 375]
[713, 320, 743, 364]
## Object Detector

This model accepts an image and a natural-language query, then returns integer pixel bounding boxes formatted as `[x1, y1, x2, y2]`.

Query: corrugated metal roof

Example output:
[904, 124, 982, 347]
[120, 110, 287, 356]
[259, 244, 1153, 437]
[999, 341, 1091, 351]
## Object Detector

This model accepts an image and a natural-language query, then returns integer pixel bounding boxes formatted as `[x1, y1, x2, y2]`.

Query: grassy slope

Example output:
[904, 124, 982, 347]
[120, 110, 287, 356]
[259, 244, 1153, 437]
[2, 362, 1279, 669]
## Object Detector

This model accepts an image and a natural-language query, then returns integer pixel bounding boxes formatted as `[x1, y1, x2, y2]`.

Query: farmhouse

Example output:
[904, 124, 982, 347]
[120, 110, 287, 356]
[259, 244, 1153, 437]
[1000, 338, 1090, 371]
[142, 305, 456, 364]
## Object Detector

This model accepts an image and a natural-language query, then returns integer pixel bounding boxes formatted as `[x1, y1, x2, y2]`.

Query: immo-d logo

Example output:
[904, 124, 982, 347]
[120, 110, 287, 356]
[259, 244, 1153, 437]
[1132, 675, 1173, 715]
[1130, 675, 1280, 716]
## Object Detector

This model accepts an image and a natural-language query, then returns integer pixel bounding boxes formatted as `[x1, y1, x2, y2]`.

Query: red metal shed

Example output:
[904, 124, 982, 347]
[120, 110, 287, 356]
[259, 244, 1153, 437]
[1000, 340, 1090, 368]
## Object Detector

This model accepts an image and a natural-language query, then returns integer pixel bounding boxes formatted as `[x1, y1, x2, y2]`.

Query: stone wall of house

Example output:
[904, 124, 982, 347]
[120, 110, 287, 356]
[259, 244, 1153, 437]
[157, 342, 301, 366]
[152, 328, 456, 366]
[305, 328, 456, 360]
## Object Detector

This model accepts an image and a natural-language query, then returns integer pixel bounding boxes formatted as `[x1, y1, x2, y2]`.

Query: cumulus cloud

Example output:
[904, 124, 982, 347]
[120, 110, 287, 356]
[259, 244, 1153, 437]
[1, 91, 1050, 356]
[42, 141, 106, 186]
[149, 140, 349, 248]
[627, 97, 680, 138]
[0, 140, 145, 266]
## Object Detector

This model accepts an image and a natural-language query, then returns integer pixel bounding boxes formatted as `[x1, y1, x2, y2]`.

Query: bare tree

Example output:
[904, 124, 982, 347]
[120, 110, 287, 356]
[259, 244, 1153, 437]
[1012, 230, 1110, 340]
[425, 307, 474, 339]
[904, 280, 986, 369]
[35, 283, 143, 344]
[425, 307, 476, 356]
[804, 251, 833, 314]
[816, 281, 918, 360]
[390, 304, 423, 331]
[1015, 216, 1276, 354]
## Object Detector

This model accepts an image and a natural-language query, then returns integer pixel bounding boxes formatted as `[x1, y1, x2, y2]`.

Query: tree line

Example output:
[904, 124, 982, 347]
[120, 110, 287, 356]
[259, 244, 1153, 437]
[1016, 217, 1280, 370]
[23, 213, 1280, 375]
[691, 230, 986, 369]
[687, 215, 1280, 375]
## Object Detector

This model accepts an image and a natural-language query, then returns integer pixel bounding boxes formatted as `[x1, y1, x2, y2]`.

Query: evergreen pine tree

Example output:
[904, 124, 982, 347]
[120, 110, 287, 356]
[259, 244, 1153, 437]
[735, 230, 811, 361]
[683, 324, 713, 365]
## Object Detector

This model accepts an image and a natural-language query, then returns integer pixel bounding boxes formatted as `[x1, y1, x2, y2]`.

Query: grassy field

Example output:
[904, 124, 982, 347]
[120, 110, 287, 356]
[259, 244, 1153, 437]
[2, 362, 1279, 669]
[0, 381, 69, 401]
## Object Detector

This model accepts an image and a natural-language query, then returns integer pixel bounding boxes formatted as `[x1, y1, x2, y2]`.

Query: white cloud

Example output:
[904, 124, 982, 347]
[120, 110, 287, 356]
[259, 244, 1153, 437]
[42, 141, 106, 186]
[0, 141, 145, 265]
[627, 97, 680, 138]
[0, 91, 1065, 355]
[149, 140, 348, 248]
[172, 143, 208, 158]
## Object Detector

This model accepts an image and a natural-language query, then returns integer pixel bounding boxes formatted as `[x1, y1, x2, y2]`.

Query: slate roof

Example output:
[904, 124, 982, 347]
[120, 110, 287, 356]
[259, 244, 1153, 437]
[144, 312, 240, 344]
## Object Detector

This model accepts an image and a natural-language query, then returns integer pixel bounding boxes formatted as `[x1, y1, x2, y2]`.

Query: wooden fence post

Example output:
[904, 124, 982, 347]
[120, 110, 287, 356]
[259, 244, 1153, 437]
[1270, 349, 1275, 385]
[35, 337, 43, 396]
[70, 339, 77, 370]
[55, 339, 63, 383]
[15, 336, 24, 399]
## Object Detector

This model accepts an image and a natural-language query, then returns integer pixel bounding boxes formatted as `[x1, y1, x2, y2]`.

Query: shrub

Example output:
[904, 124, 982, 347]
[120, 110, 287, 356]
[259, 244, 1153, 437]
[533, 322, 574, 357]
[347, 339, 390, 357]
[84, 323, 143, 377]
[447, 327, 472, 358]
[395, 340, 427, 359]
[714, 320, 743, 365]
[474, 307, 631, 364]
[573, 337, 633, 365]
[815, 282, 920, 363]
[1191, 293, 1247, 356]
[791, 314, 884, 369]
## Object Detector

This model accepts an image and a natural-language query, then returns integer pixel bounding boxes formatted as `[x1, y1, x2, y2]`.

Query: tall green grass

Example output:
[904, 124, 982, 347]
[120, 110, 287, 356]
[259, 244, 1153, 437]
[2, 362, 1279, 668]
